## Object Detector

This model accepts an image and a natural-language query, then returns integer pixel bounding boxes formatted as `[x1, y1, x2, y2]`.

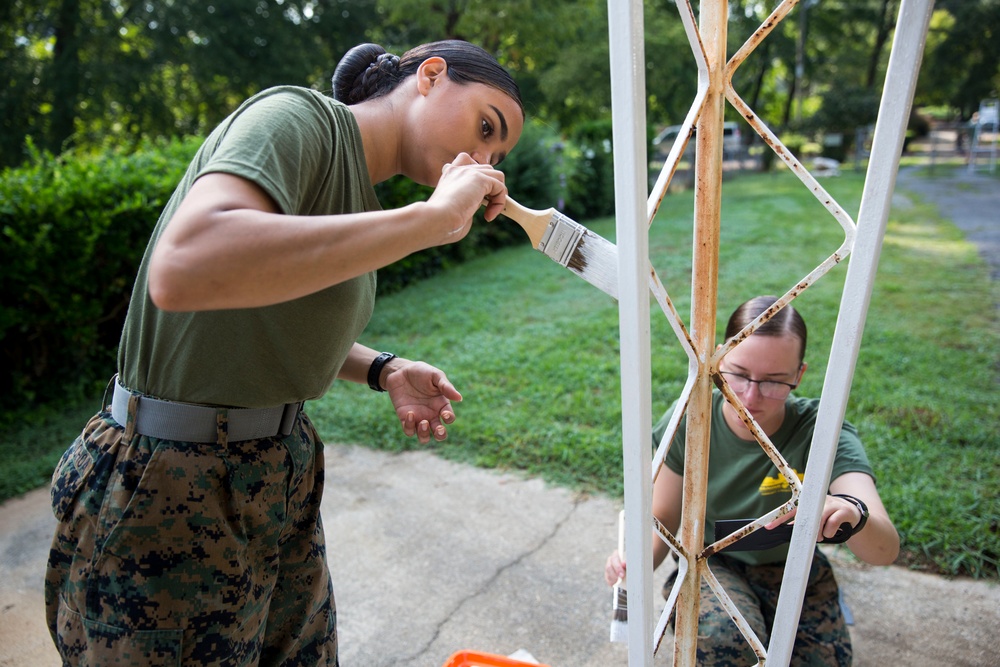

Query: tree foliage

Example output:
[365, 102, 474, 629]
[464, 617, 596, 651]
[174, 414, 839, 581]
[1, 0, 377, 167]
[1, 0, 996, 169]
[2, 0, 997, 414]
[918, 0, 1000, 118]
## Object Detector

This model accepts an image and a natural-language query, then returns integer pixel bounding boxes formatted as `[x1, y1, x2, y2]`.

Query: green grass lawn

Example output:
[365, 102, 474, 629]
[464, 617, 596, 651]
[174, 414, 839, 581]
[3, 169, 997, 579]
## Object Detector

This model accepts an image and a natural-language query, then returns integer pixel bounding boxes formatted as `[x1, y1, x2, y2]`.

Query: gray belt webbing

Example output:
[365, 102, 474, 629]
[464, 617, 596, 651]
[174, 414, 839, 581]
[111, 379, 301, 443]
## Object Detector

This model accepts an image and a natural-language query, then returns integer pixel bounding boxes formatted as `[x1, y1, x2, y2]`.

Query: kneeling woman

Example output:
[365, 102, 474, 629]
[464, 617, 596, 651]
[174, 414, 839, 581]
[605, 295, 899, 665]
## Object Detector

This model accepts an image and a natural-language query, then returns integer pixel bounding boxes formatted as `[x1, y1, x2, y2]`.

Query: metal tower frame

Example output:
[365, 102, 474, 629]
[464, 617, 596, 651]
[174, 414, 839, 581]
[608, 1, 935, 665]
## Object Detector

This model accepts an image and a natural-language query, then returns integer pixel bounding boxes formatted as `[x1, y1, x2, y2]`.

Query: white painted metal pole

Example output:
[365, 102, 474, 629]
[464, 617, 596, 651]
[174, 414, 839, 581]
[608, 0, 653, 664]
[766, 2, 936, 665]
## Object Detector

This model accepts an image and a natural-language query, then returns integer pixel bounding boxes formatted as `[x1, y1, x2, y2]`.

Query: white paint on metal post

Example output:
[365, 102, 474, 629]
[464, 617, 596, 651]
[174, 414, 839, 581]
[603, 0, 932, 663]
[766, 1, 936, 665]
[607, 0, 654, 665]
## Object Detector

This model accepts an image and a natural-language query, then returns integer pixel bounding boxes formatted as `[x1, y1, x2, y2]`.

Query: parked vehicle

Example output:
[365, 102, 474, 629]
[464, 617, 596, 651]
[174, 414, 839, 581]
[652, 121, 743, 157]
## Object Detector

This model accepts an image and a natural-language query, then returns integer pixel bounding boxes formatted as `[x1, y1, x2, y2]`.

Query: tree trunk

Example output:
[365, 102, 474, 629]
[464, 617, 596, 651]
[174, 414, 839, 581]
[48, 0, 82, 153]
[866, 0, 897, 90]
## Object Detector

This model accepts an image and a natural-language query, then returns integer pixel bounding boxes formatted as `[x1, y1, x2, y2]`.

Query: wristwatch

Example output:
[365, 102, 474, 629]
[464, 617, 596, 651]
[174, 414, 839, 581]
[367, 352, 397, 392]
[833, 494, 869, 533]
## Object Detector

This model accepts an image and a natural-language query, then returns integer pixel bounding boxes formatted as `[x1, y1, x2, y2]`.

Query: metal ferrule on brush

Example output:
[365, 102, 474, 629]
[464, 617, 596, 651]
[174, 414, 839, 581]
[537, 212, 585, 267]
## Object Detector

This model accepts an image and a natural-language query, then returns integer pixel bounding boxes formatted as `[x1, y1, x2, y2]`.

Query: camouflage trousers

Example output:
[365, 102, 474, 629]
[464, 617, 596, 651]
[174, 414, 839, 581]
[45, 405, 338, 667]
[664, 551, 851, 666]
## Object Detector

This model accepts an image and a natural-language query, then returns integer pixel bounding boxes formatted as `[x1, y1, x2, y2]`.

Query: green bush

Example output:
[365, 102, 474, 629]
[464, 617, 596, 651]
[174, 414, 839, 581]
[0, 138, 201, 409]
[563, 118, 616, 221]
[780, 133, 811, 159]
[808, 85, 881, 161]
[502, 118, 562, 209]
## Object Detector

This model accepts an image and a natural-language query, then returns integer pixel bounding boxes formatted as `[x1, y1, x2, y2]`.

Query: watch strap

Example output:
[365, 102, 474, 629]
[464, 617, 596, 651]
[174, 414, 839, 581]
[367, 352, 397, 392]
[832, 493, 869, 533]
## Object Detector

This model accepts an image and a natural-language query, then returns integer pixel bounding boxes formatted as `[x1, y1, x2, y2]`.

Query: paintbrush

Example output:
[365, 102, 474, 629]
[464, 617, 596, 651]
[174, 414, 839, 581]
[610, 509, 628, 643]
[496, 196, 619, 299]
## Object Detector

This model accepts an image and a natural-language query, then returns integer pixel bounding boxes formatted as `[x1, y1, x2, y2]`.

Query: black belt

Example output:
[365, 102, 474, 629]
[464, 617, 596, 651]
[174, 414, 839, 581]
[111, 378, 302, 443]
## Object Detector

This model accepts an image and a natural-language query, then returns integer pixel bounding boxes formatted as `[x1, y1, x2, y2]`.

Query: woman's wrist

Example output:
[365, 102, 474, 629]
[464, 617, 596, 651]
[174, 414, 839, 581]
[833, 493, 869, 532]
[367, 352, 397, 392]
[380, 355, 408, 390]
[816, 494, 871, 544]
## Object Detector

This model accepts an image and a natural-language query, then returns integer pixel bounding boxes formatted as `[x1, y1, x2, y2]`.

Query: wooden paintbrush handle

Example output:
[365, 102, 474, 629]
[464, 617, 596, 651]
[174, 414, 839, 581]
[617, 509, 627, 587]
[497, 196, 555, 248]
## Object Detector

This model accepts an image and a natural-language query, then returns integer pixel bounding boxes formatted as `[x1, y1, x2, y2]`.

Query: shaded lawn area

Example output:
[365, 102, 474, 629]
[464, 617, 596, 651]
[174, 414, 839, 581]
[3, 169, 997, 579]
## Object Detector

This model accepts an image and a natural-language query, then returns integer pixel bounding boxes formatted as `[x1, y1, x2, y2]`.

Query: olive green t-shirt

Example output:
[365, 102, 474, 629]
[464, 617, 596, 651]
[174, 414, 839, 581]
[653, 390, 874, 565]
[117, 86, 380, 407]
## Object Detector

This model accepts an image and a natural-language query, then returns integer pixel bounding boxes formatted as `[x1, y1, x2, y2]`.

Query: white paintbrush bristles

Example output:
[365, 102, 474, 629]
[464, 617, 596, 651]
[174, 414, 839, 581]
[566, 229, 619, 299]
[610, 583, 628, 643]
[610, 510, 628, 643]
[498, 198, 620, 299]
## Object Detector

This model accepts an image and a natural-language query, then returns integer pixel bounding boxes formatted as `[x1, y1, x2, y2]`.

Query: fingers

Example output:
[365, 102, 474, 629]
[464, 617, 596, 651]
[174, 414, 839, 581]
[401, 410, 450, 444]
[432, 405, 455, 441]
[477, 170, 509, 222]
[440, 153, 508, 221]
[482, 195, 507, 222]
[765, 508, 796, 530]
[822, 515, 844, 540]
[448, 152, 477, 167]
[392, 364, 460, 444]
[823, 507, 857, 540]
[402, 411, 416, 438]
[817, 496, 862, 540]
[434, 375, 463, 403]
[431, 421, 446, 442]
[605, 551, 626, 586]
[441, 153, 503, 182]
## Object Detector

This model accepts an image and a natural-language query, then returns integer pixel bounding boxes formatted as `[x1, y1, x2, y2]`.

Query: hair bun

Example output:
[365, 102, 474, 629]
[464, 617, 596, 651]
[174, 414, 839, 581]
[372, 52, 400, 74]
[333, 43, 400, 105]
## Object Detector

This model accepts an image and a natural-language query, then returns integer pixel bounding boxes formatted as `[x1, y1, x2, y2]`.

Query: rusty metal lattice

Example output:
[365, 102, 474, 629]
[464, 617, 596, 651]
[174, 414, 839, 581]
[608, 1, 935, 666]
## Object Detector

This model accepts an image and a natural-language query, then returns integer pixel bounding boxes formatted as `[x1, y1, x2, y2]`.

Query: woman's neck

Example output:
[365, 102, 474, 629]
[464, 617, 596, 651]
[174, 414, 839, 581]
[350, 98, 403, 185]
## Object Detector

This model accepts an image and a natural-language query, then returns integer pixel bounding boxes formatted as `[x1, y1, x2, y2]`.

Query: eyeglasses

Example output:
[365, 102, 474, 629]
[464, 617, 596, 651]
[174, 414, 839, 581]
[719, 371, 798, 400]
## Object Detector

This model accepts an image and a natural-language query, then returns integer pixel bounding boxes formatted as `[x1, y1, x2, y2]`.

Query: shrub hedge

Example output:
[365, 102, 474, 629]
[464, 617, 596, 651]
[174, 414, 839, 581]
[1, 138, 199, 409]
[0, 119, 567, 411]
[563, 118, 616, 222]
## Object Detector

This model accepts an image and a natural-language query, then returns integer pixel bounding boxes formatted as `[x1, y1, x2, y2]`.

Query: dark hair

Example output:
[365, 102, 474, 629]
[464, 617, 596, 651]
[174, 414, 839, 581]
[724, 295, 808, 362]
[332, 40, 523, 117]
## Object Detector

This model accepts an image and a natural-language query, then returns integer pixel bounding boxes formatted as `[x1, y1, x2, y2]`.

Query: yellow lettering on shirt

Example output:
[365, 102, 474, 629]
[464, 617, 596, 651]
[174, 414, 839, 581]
[759, 470, 805, 496]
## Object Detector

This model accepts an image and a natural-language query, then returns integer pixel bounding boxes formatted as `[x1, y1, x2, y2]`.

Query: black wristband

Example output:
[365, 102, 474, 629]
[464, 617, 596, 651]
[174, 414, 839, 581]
[367, 352, 397, 392]
[832, 493, 869, 534]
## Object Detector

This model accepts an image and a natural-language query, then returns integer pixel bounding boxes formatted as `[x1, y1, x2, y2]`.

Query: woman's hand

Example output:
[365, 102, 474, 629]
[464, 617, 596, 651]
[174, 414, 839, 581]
[764, 472, 900, 566]
[764, 497, 861, 541]
[424, 153, 508, 242]
[829, 472, 900, 565]
[384, 361, 463, 444]
[818, 495, 866, 541]
[605, 550, 626, 587]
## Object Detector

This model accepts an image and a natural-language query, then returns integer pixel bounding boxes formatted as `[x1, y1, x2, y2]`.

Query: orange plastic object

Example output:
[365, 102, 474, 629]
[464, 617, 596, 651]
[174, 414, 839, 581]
[442, 650, 552, 667]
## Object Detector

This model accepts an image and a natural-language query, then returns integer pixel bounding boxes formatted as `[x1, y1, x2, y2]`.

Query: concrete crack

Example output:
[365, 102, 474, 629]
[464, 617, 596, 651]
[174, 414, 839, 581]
[400, 495, 584, 665]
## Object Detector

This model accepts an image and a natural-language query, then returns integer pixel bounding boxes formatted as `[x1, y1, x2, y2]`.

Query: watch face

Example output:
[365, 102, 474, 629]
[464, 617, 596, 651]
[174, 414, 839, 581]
[856, 499, 868, 517]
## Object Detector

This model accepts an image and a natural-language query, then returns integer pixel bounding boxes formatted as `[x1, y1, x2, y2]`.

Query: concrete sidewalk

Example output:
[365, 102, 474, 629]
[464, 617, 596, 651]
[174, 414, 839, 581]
[2, 443, 998, 666]
[894, 166, 1000, 280]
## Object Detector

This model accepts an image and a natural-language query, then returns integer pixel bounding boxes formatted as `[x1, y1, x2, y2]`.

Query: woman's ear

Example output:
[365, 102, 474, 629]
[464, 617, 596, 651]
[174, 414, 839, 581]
[416, 57, 448, 96]
[796, 362, 808, 383]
